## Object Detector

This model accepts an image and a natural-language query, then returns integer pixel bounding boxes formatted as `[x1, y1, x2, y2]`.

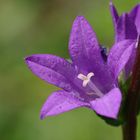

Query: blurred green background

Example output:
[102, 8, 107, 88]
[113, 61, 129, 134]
[0, 0, 140, 140]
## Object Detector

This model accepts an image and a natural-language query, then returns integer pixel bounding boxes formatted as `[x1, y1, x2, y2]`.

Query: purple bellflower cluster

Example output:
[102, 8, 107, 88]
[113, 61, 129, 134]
[25, 3, 140, 122]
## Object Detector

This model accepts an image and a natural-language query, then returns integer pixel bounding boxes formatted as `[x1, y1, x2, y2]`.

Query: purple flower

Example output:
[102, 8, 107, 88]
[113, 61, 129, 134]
[25, 16, 134, 119]
[110, 2, 140, 77]
[110, 2, 140, 42]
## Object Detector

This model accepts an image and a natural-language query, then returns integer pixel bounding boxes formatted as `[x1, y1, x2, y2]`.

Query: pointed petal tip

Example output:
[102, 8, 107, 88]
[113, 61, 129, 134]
[40, 108, 53, 120]
[109, 1, 116, 8]
[75, 15, 85, 19]
[109, 0, 113, 6]
[98, 107, 119, 119]
[40, 109, 54, 120]
[39, 90, 88, 120]
[24, 56, 30, 65]
[103, 112, 118, 119]
[90, 88, 122, 119]
[74, 16, 86, 23]
[99, 112, 118, 119]
[24, 56, 35, 68]
[40, 112, 47, 120]
[134, 3, 140, 8]
[40, 114, 45, 120]
[24, 55, 32, 63]
[24, 56, 28, 61]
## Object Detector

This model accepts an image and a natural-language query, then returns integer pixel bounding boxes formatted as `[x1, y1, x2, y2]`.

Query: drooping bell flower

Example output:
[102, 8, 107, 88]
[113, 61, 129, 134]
[25, 16, 134, 120]
[110, 2, 140, 77]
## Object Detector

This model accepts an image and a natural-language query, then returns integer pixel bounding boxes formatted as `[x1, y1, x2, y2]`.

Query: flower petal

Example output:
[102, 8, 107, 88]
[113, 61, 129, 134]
[90, 88, 122, 119]
[109, 2, 119, 34]
[129, 4, 140, 18]
[40, 90, 89, 119]
[68, 16, 115, 92]
[125, 47, 136, 78]
[134, 5, 140, 34]
[25, 54, 76, 91]
[116, 14, 137, 42]
[108, 40, 135, 79]
[69, 16, 103, 69]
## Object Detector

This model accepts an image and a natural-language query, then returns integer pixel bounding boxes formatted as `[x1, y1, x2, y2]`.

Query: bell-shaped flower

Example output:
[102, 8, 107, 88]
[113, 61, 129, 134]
[25, 16, 134, 120]
[110, 2, 140, 77]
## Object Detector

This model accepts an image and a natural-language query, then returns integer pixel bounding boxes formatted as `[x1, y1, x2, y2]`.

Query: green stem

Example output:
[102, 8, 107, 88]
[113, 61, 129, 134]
[122, 37, 140, 140]
[122, 106, 137, 140]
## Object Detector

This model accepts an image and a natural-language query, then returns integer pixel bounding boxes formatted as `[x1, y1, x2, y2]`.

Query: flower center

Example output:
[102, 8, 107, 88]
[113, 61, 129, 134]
[77, 72, 94, 87]
[77, 72, 104, 97]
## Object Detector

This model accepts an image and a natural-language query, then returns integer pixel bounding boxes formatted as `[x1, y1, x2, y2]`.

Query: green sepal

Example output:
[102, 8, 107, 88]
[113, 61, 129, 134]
[98, 114, 124, 126]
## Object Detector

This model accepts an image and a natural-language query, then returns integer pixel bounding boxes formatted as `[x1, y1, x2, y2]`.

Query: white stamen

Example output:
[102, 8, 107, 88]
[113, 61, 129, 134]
[87, 72, 94, 79]
[83, 79, 90, 87]
[77, 72, 104, 97]
[77, 72, 94, 87]
[77, 74, 87, 81]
